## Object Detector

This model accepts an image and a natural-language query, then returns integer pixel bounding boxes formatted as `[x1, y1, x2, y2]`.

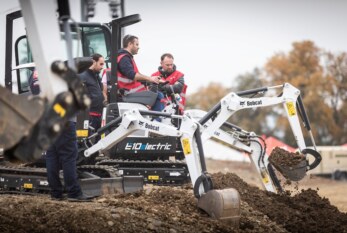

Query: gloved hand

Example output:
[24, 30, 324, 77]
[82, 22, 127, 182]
[158, 83, 171, 94]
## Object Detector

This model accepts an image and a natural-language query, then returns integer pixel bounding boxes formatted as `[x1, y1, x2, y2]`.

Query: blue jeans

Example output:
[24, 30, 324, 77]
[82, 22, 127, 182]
[89, 115, 102, 143]
[45, 121, 82, 198]
[151, 92, 165, 112]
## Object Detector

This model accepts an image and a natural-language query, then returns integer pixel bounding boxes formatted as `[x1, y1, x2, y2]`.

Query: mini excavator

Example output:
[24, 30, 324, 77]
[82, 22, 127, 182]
[81, 81, 322, 222]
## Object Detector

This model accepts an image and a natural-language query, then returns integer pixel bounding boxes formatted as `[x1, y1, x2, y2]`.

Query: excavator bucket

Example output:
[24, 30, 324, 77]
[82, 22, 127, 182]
[0, 86, 44, 156]
[197, 188, 240, 226]
[268, 147, 309, 181]
[272, 160, 307, 181]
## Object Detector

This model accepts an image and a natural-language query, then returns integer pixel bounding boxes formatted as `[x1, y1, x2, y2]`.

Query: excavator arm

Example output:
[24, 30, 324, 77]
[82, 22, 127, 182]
[186, 83, 322, 192]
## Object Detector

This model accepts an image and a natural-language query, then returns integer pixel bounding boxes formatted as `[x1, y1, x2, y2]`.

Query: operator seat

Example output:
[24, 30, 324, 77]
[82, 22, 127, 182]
[122, 91, 158, 106]
[103, 69, 158, 107]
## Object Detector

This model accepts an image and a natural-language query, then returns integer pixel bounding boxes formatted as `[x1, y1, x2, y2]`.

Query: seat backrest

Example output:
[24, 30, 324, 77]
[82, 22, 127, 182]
[122, 91, 158, 106]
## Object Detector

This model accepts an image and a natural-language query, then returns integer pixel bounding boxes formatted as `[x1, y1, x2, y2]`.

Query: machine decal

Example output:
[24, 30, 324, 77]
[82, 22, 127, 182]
[170, 172, 181, 176]
[148, 175, 159, 180]
[144, 123, 159, 131]
[246, 100, 262, 106]
[23, 183, 33, 189]
[260, 169, 270, 184]
[39, 180, 49, 186]
[83, 120, 89, 129]
[182, 138, 192, 155]
[76, 130, 88, 137]
[286, 102, 296, 116]
[53, 103, 66, 117]
[124, 142, 172, 151]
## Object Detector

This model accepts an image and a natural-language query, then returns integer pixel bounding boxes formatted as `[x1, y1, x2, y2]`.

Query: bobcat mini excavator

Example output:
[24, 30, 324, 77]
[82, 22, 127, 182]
[81, 82, 322, 223]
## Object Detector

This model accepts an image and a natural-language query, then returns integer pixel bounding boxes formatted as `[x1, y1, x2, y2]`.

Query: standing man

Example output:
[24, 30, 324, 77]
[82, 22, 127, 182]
[152, 53, 187, 114]
[117, 34, 163, 111]
[79, 53, 105, 140]
[28, 69, 92, 202]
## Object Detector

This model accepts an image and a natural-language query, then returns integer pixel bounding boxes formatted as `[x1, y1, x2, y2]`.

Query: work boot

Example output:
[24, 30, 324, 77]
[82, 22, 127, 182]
[67, 193, 93, 202]
[50, 196, 65, 201]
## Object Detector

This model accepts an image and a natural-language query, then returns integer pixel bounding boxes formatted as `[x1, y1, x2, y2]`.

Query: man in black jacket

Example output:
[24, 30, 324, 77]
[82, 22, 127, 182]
[79, 53, 105, 141]
[28, 69, 92, 202]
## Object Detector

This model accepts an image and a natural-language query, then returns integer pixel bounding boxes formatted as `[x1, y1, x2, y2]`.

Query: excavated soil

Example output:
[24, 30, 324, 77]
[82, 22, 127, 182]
[269, 147, 306, 167]
[1, 163, 347, 233]
[0, 146, 346, 233]
[212, 172, 347, 233]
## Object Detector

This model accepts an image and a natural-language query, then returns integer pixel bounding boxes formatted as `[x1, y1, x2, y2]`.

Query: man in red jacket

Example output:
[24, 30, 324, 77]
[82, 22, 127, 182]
[152, 53, 187, 114]
[102, 35, 163, 111]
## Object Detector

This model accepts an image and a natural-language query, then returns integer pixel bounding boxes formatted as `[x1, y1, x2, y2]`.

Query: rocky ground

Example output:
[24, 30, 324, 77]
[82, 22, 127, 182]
[0, 159, 347, 233]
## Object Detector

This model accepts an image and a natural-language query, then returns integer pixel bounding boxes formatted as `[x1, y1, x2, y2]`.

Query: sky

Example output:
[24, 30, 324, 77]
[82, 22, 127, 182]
[3, 0, 347, 94]
[119, 0, 347, 94]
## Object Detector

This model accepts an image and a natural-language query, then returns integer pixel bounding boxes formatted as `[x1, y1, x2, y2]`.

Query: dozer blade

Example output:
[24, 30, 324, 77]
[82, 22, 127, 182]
[197, 188, 240, 227]
[82, 176, 144, 196]
[99, 176, 143, 194]
[123, 175, 144, 193]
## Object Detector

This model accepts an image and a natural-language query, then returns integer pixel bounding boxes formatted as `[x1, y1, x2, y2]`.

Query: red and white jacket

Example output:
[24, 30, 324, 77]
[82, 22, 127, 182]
[117, 54, 146, 94]
[152, 70, 187, 114]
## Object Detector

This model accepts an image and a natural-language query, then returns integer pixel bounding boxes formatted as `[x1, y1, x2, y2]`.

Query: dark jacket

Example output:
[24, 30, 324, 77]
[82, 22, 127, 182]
[79, 69, 104, 114]
[118, 49, 137, 80]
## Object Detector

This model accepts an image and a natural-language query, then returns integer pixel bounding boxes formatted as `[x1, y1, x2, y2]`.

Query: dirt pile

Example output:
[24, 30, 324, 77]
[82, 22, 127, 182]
[0, 171, 346, 233]
[212, 172, 347, 233]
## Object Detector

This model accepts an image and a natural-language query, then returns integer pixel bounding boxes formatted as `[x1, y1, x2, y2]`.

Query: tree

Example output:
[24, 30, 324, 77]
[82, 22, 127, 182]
[228, 68, 275, 135]
[323, 52, 347, 144]
[186, 41, 347, 146]
[265, 41, 346, 146]
[186, 82, 230, 111]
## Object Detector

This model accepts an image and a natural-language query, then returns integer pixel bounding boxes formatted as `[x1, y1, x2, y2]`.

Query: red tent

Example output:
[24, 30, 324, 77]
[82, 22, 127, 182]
[262, 135, 296, 156]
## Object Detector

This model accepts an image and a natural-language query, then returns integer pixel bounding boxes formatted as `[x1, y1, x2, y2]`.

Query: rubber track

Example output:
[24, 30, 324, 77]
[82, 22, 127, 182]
[77, 164, 120, 178]
[0, 165, 47, 176]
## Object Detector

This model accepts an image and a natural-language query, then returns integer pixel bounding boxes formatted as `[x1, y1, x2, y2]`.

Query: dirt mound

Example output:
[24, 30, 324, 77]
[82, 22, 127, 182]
[212, 172, 347, 233]
[0, 172, 346, 233]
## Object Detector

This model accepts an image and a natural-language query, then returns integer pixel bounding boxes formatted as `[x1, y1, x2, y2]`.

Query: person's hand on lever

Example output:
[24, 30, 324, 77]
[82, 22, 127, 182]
[149, 75, 161, 84]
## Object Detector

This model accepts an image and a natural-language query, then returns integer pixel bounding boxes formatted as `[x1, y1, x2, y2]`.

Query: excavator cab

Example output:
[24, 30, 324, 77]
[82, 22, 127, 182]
[2, 17, 113, 156]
